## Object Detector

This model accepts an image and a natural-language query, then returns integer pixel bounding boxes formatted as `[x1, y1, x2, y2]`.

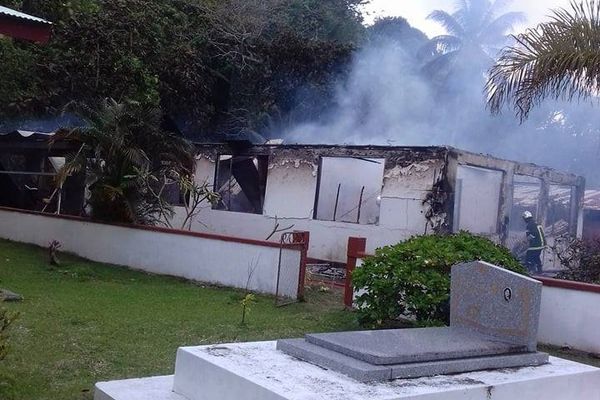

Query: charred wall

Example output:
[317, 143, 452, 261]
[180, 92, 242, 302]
[190, 144, 452, 261]
[188, 143, 585, 262]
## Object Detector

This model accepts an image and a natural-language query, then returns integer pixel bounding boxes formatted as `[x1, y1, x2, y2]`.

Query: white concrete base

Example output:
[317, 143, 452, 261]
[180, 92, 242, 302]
[94, 375, 184, 400]
[96, 341, 600, 400]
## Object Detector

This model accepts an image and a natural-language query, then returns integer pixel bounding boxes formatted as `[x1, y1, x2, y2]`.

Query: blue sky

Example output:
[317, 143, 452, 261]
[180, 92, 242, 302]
[361, 1, 573, 37]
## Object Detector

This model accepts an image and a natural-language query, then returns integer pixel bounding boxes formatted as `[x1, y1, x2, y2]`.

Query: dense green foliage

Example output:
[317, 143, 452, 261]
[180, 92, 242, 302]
[0, 0, 365, 138]
[0, 239, 357, 399]
[352, 232, 526, 327]
[3, 0, 600, 186]
[55, 99, 195, 224]
[368, 16, 428, 59]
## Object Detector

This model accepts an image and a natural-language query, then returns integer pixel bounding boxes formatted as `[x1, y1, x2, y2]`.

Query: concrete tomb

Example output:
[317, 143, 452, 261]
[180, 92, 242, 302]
[277, 261, 549, 382]
[95, 261, 600, 400]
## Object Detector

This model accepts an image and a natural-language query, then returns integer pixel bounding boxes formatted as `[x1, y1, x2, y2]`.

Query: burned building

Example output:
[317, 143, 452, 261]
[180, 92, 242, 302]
[0, 5, 52, 43]
[172, 144, 585, 267]
[0, 130, 85, 215]
[579, 189, 600, 241]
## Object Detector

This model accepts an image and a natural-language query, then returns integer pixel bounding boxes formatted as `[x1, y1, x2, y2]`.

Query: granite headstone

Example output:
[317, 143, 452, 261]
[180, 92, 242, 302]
[277, 261, 548, 382]
[450, 261, 542, 352]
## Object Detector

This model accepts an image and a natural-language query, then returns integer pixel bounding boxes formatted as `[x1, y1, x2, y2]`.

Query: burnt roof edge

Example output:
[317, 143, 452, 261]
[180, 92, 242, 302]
[193, 142, 584, 184]
[193, 142, 453, 152]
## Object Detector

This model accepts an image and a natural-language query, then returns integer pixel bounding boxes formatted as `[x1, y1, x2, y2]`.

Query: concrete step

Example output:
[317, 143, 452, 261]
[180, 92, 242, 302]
[94, 375, 187, 400]
[277, 338, 549, 382]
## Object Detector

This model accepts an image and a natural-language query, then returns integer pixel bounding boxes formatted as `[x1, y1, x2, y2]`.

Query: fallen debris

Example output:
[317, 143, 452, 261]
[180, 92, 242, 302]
[49, 240, 62, 266]
[0, 289, 23, 302]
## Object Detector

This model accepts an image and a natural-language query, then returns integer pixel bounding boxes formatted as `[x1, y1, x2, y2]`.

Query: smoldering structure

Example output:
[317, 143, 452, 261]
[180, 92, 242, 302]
[0, 130, 85, 214]
[176, 143, 585, 266]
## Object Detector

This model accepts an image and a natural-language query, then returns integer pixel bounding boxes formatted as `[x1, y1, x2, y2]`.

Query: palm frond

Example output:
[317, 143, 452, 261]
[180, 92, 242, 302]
[121, 146, 150, 167]
[481, 11, 527, 43]
[421, 35, 464, 55]
[422, 51, 460, 79]
[428, 10, 466, 37]
[54, 97, 195, 225]
[487, 0, 600, 120]
[481, 0, 514, 27]
[55, 146, 87, 185]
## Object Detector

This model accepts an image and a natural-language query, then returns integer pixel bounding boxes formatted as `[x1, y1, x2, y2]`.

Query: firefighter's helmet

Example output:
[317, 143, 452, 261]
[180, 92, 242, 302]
[522, 211, 533, 220]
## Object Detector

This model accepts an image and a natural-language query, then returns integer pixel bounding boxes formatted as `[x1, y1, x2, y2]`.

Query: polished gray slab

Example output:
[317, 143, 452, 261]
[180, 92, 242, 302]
[450, 261, 542, 352]
[306, 327, 526, 365]
[278, 261, 547, 382]
[277, 338, 392, 382]
[277, 338, 549, 383]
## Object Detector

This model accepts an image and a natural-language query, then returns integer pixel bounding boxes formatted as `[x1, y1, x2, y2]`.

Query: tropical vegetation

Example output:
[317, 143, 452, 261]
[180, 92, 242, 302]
[53, 99, 197, 224]
[352, 232, 525, 327]
[422, 0, 526, 81]
[0, 0, 365, 138]
[487, 0, 600, 121]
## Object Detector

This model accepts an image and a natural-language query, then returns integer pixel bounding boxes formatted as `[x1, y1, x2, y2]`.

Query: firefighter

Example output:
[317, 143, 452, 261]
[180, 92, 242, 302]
[522, 211, 546, 274]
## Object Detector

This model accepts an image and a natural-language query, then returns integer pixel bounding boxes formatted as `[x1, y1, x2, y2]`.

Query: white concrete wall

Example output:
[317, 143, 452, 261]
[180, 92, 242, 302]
[538, 285, 600, 354]
[0, 208, 302, 298]
[178, 157, 443, 262]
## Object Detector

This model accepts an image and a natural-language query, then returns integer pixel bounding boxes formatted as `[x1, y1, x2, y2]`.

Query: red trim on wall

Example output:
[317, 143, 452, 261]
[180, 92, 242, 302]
[0, 206, 304, 250]
[535, 276, 600, 295]
[0, 16, 51, 43]
[344, 237, 367, 308]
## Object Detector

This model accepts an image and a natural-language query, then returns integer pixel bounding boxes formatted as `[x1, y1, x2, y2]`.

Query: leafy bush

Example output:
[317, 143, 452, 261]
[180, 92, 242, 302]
[352, 232, 526, 327]
[553, 235, 600, 284]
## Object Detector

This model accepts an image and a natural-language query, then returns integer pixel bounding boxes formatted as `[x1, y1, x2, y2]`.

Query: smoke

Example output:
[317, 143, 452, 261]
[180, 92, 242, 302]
[362, 1, 573, 36]
[283, 38, 600, 187]
[286, 42, 434, 145]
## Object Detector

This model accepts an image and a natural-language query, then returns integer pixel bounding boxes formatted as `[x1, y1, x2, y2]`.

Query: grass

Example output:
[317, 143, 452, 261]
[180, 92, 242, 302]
[0, 239, 357, 400]
[1, 240, 599, 399]
[539, 345, 600, 368]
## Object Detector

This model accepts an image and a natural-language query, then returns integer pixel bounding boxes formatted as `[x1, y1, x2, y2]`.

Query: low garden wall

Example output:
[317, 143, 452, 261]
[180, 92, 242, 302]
[0, 207, 308, 299]
[536, 277, 600, 355]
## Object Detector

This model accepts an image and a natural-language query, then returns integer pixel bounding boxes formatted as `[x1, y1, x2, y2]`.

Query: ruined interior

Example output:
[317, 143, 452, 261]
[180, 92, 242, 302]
[176, 143, 585, 268]
[0, 130, 85, 215]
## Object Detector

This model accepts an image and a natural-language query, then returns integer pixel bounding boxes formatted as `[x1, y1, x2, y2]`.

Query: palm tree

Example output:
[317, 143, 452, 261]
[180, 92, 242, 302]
[423, 0, 526, 77]
[487, 1, 600, 121]
[53, 99, 195, 224]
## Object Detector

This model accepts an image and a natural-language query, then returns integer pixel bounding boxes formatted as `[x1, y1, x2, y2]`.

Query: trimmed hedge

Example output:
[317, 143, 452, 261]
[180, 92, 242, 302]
[352, 232, 526, 327]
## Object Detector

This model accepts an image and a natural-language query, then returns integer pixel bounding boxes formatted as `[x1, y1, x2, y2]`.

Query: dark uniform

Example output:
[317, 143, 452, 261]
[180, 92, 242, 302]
[525, 219, 546, 274]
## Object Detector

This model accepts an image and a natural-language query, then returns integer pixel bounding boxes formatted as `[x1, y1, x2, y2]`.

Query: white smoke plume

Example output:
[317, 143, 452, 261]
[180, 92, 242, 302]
[284, 36, 600, 186]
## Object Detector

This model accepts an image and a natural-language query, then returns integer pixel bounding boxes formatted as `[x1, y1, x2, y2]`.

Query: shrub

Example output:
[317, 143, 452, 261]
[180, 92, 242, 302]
[352, 232, 526, 327]
[553, 235, 600, 284]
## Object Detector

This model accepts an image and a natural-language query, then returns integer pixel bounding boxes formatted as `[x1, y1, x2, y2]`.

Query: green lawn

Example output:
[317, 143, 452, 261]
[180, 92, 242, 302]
[0, 239, 357, 400]
[539, 345, 600, 368]
[1, 240, 599, 400]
